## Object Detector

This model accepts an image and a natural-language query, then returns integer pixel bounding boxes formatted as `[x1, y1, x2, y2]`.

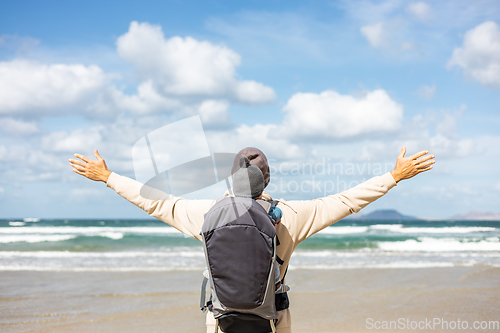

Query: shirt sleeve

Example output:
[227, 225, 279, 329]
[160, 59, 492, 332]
[282, 172, 397, 244]
[106, 172, 214, 241]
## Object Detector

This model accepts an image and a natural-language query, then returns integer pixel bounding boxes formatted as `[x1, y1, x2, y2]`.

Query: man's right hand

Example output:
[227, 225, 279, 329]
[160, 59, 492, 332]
[69, 150, 112, 183]
[390, 146, 435, 183]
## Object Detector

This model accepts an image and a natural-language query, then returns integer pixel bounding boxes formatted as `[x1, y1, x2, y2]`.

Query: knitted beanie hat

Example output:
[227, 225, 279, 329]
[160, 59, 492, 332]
[232, 156, 265, 199]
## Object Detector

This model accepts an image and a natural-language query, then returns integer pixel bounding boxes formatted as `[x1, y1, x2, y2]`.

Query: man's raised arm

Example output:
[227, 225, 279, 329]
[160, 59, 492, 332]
[284, 146, 435, 244]
[69, 150, 212, 240]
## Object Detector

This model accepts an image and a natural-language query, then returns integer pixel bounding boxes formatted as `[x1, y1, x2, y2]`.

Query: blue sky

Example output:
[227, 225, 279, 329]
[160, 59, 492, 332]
[1, 0, 499, 219]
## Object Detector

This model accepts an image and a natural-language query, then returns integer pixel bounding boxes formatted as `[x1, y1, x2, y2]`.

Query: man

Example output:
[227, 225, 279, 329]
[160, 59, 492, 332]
[69, 146, 435, 332]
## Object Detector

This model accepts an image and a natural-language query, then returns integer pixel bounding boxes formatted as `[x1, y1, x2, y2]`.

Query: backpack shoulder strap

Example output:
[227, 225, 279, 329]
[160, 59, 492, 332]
[200, 276, 211, 313]
[255, 199, 272, 213]
[255, 199, 280, 212]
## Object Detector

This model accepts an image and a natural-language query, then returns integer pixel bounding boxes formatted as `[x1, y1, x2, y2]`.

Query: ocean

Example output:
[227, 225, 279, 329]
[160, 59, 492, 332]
[1, 218, 499, 272]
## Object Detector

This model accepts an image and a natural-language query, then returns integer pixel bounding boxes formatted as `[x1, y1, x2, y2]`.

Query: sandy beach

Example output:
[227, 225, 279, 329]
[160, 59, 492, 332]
[2, 266, 499, 333]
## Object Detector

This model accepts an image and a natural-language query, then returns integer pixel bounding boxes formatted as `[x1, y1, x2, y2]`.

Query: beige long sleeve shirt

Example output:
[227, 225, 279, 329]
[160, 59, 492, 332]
[106, 171, 397, 281]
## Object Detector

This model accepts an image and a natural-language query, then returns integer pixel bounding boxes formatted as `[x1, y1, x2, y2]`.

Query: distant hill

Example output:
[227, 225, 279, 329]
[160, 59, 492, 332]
[348, 209, 418, 220]
[344, 210, 500, 221]
[450, 211, 500, 221]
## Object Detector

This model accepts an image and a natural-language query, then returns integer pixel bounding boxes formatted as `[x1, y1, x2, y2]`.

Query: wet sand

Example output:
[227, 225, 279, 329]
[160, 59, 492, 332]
[1, 267, 499, 332]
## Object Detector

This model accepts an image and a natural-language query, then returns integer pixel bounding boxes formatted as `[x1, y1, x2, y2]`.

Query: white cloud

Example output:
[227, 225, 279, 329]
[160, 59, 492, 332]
[403, 109, 476, 159]
[358, 133, 475, 162]
[197, 100, 231, 128]
[233, 81, 276, 105]
[205, 123, 304, 160]
[0, 60, 180, 119]
[0, 143, 71, 182]
[0, 118, 39, 136]
[360, 20, 420, 54]
[0, 60, 109, 116]
[0, 117, 166, 183]
[116, 21, 276, 104]
[116, 81, 181, 116]
[414, 84, 436, 100]
[0, 34, 40, 53]
[448, 21, 500, 90]
[427, 133, 475, 157]
[342, 0, 401, 23]
[0, 144, 29, 162]
[357, 141, 397, 161]
[0, 22, 277, 120]
[352, 106, 476, 162]
[434, 112, 459, 137]
[360, 22, 385, 48]
[406, 2, 432, 21]
[41, 127, 103, 153]
[280, 89, 403, 140]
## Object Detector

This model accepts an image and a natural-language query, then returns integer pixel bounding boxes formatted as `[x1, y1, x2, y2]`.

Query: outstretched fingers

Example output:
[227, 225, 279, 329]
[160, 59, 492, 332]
[94, 150, 103, 161]
[398, 146, 407, 158]
[409, 150, 429, 160]
[70, 162, 86, 172]
[416, 154, 435, 163]
[72, 168, 85, 176]
[69, 159, 86, 167]
[418, 165, 433, 173]
[416, 160, 435, 169]
[74, 153, 90, 163]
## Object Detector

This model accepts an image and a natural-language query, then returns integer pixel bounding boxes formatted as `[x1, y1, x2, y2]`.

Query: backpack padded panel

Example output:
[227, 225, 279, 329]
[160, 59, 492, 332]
[205, 224, 273, 309]
[203, 197, 276, 311]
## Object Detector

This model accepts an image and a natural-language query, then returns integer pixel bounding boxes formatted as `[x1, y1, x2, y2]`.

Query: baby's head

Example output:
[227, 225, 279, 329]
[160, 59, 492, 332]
[232, 156, 265, 199]
[233, 156, 282, 226]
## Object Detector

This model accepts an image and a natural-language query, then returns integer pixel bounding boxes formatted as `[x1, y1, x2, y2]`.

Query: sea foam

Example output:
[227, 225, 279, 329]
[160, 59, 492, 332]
[0, 235, 77, 243]
[319, 226, 369, 234]
[378, 237, 500, 252]
[0, 226, 182, 235]
[371, 225, 496, 234]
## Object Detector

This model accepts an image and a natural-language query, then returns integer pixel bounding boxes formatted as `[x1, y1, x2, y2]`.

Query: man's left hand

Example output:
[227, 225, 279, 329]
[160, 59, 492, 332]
[69, 150, 112, 183]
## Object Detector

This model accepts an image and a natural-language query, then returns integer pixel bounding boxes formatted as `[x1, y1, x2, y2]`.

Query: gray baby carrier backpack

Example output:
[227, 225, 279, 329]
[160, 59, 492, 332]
[201, 196, 278, 333]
